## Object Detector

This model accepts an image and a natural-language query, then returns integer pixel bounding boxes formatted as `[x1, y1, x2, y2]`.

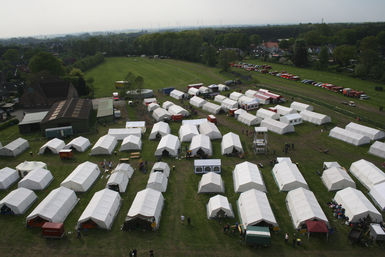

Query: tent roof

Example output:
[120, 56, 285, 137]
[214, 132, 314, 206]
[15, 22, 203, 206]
[179, 124, 199, 142]
[207, 195, 234, 218]
[238, 189, 278, 227]
[369, 141, 385, 159]
[39, 138, 65, 154]
[274, 105, 297, 115]
[91, 135, 117, 153]
[147, 172, 168, 192]
[261, 118, 295, 134]
[194, 159, 221, 166]
[170, 89, 184, 97]
[214, 95, 227, 103]
[190, 96, 206, 107]
[151, 162, 170, 177]
[202, 102, 221, 114]
[0, 187, 37, 215]
[190, 134, 212, 156]
[199, 122, 222, 139]
[155, 134, 180, 157]
[78, 189, 121, 229]
[65, 136, 91, 152]
[168, 105, 189, 116]
[152, 108, 171, 121]
[18, 168, 53, 190]
[237, 112, 260, 126]
[323, 161, 341, 169]
[257, 108, 279, 120]
[345, 122, 385, 141]
[221, 132, 243, 155]
[300, 110, 331, 125]
[233, 161, 265, 193]
[350, 159, 385, 190]
[182, 118, 207, 126]
[198, 172, 224, 193]
[369, 182, 385, 211]
[126, 188, 164, 222]
[149, 121, 170, 139]
[290, 101, 313, 112]
[61, 161, 100, 192]
[321, 167, 355, 191]
[329, 127, 370, 146]
[272, 161, 308, 191]
[16, 161, 47, 173]
[334, 187, 382, 223]
[286, 187, 328, 229]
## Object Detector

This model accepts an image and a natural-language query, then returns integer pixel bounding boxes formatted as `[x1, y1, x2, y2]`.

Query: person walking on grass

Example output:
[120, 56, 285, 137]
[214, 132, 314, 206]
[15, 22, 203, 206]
[181, 215, 185, 224]
[187, 217, 191, 225]
[285, 232, 289, 243]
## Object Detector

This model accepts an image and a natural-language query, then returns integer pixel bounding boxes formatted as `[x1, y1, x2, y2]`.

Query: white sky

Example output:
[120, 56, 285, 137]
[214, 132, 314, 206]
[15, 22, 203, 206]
[1, 0, 384, 38]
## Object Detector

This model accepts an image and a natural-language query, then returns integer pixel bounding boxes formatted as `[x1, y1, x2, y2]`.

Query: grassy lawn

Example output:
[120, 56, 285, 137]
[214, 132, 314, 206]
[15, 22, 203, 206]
[0, 58, 384, 257]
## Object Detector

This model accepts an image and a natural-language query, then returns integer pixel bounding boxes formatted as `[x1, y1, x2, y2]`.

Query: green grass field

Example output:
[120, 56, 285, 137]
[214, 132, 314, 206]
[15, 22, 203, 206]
[0, 57, 384, 257]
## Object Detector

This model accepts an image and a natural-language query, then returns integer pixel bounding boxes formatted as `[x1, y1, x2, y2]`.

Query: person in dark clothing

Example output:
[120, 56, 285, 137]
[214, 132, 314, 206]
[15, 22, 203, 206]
[132, 249, 137, 257]
[292, 233, 296, 247]
[77, 228, 81, 239]
[187, 217, 191, 225]
[149, 249, 154, 257]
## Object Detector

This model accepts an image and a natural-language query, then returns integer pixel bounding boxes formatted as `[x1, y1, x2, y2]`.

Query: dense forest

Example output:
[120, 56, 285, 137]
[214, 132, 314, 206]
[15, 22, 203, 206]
[1, 22, 385, 98]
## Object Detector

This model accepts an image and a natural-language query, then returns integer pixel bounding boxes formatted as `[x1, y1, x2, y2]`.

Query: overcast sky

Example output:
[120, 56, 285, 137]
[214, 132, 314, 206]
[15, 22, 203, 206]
[1, 0, 384, 38]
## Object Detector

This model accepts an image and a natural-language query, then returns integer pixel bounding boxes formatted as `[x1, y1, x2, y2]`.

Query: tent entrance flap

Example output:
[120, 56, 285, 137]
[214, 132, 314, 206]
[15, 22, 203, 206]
[108, 184, 120, 192]
[80, 219, 98, 229]
[28, 216, 49, 227]
[1, 205, 13, 215]
[162, 150, 170, 157]
[123, 217, 155, 231]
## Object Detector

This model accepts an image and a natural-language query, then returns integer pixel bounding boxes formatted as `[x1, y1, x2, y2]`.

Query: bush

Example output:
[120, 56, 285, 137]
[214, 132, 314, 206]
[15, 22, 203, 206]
[0, 118, 19, 130]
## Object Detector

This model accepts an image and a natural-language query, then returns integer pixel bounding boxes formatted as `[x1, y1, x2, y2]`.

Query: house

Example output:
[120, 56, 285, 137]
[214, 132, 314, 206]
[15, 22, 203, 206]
[21, 79, 78, 108]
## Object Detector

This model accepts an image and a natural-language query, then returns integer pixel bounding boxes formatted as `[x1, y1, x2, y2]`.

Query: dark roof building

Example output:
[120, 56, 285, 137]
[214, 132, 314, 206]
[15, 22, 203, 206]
[20, 79, 78, 108]
[40, 98, 92, 133]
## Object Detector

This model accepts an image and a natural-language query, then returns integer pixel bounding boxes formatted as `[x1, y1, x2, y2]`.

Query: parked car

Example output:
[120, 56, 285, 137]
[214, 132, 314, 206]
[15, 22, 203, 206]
[359, 94, 370, 100]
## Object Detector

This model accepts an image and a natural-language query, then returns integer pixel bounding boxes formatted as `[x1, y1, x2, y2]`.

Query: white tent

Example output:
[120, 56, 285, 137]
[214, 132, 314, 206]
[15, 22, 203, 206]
[349, 159, 385, 190]
[188, 87, 200, 96]
[221, 98, 238, 111]
[254, 93, 271, 105]
[286, 187, 328, 229]
[370, 223, 385, 241]
[214, 95, 227, 104]
[321, 167, 356, 191]
[329, 127, 370, 146]
[202, 102, 221, 114]
[334, 187, 382, 223]
[154, 134, 180, 157]
[256, 108, 280, 120]
[237, 189, 278, 227]
[0, 187, 37, 215]
[151, 162, 170, 177]
[238, 96, 259, 111]
[64, 136, 91, 152]
[125, 121, 146, 133]
[369, 141, 385, 159]
[277, 157, 292, 163]
[106, 163, 134, 193]
[162, 101, 174, 110]
[233, 161, 266, 193]
[229, 92, 243, 101]
[149, 121, 171, 140]
[300, 110, 331, 125]
[198, 172, 224, 193]
[218, 84, 229, 91]
[77, 189, 121, 230]
[147, 102, 160, 112]
[369, 182, 385, 211]
[245, 89, 258, 98]
[274, 105, 297, 116]
[143, 98, 157, 106]
[0, 167, 19, 190]
[323, 161, 341, 169]
[124, 188, 164, 230]
[272, 161, 308, 192]
[345, 122, 385, 141]
[168, 104, 190, 117]
[108, 128, 141, 140]
[199, 86, 211, 94]
[189, 96, 206, 108]
[261, 118, 295, 135]
[207, 195, 234, 219]
[221, 132, 243, 155]
[170, 89, 185, 100]
[237, 111, 261, 126]
[61, 161, 100, 192]
[152, 108, 171, 121]
[189, 134, 212, 157]
[90, 135, 118, 155]
[18, 168, 53, 190]
[280, 113, 303, 126]
[290, 101, 314, 112]
[179, 124, 199, 142]
[38, 138, 65, 154]
[16, 161, 47, 178]
[120, 135, 142, 151]
[199, 122, 222, 140]
[26, 187, 78, 225]
[0, 138, 29, 157]
[146, 172, 168, 192]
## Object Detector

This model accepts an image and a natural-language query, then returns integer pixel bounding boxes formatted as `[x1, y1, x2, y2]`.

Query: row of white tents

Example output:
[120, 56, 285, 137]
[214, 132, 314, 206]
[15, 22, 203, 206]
[329, 122, 384, 146]
[38, 136, 92, 155]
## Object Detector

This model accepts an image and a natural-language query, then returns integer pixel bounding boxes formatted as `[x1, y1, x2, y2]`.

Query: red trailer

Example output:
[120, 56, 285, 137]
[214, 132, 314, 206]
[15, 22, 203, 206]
[42, 222, 65, 238]
[171, 114, 183, 121]
[59, 149, 73, 160]
[207, 115, 217, 124]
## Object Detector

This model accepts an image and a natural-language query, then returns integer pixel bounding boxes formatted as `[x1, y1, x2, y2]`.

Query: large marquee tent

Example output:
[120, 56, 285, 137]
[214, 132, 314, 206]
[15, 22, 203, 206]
[90, 135, 118, 155]
[329, 127, 370, 146]
[368, 182, 385, 211]
[77, 189, 121, 230]
[189, 134, 212, 157]
[106, 163, 134, 193]
[345, 122, 385, 141]
[108, 128, 141, 140]
[61, 161, 100, 192]
[349, 159, 385, 190]
[26, 187, 78, 226]
[256, 108, 279, 120]
[369, 141, 385, 159]
[0, 138, 29, 157]
[38, 138, 65, 154]
[149, 121, 171, 140]
[202, 102, 221, 114]
[206, 195, 234, 219]
[321, 167, 356, 191]
[233, 161, 266, 193]
[152, 108, 171, 121]
[18, 168, 53, 190]
[154, 134, 180, 157]
[199, 122, 222, 140]
[286, 187, 328, 229]
[0, 187, 37, 215]
[179, 124, 199, 142]
[169, 89, 185, 100]
[119, 135, 142, 151]
[237, 112, 260, 126]
[334, 187, 382, 223]
[221, 132, 243, 155]
[168, 105, 190, 117]
[189, 96, 206, 108]
[198, 172, 225, 193]
[300, 110, 331, 125]
[237, 189, 278, 227]
[261, 118, 295, 135]
[151, 162, 170, 177]
[0, 167, 19, 190]
[290, 101, 313, 112]
[272, 161, 308, 192]
[64, 136, 91, 152]
[146, 172, 168, 192]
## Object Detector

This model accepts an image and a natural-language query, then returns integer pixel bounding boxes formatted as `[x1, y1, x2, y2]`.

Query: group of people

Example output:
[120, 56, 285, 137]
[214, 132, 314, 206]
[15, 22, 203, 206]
[283, 143, 295, 154]
[100, 159, 113, 171]
[285, 232, 302, 247]
[180, 215, 191, 225]
[128, 249, 154, 257]
[328, 200, 349, 223]
[139, 160, 148, 173]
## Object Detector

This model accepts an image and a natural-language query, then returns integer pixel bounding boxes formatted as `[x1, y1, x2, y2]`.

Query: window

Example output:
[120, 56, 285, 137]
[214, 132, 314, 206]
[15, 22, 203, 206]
[204, 166, 211, 172]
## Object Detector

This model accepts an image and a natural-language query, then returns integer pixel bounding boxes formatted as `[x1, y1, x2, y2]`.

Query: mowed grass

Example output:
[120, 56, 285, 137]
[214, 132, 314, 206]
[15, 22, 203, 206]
[0, 58, 384, 257]
[246, 59, 385, 108]
[85, 57, 232, 98]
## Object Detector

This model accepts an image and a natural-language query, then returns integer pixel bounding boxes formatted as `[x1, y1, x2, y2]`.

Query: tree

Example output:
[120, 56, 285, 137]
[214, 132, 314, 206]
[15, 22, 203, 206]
[360, 36, 378, 51]
[2, 49, 19, 65]
[292, 39, 308, 67]
[249, 34, 261, 45]
[29, 52, 65, 76]
[218, 50, 238, 72]
[318, 46, 329, 69]
[202, 43, 217, 67]
[333, 45, 356, 66]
